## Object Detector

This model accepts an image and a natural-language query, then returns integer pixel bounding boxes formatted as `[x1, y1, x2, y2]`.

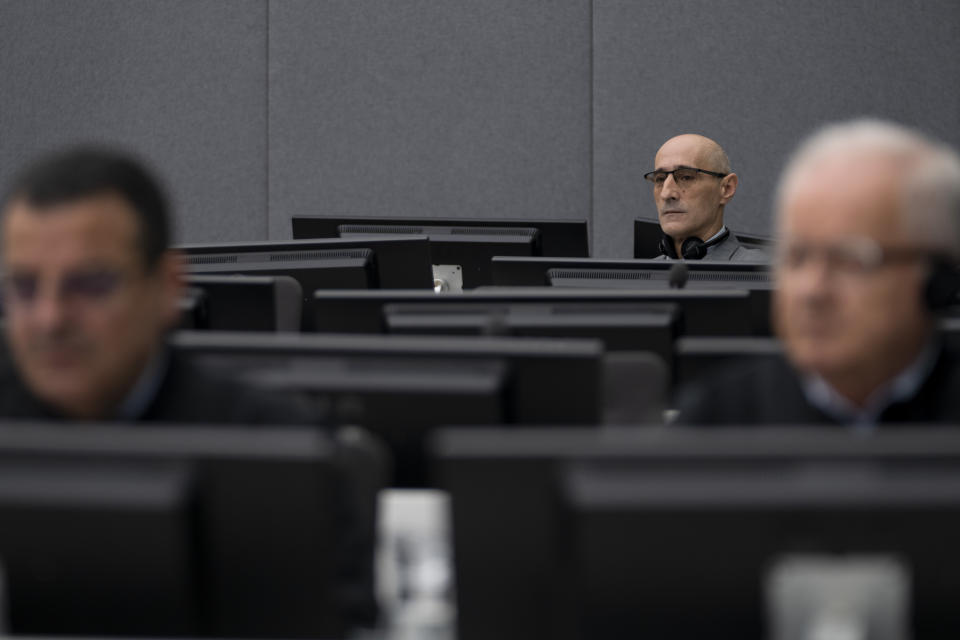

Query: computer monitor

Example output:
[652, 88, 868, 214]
[314, 287, 756, 336]
[0, 422, 352, 638]
[492, 256, 765, 286]
[170, 330, 604, 427]
[337, 224, 539, 290]
[179, 286, 207, 329]
[185, 247, 376, 331]
[562, 458, 960, 639]
[633, 216, 774, 259]
[292, 215, 590, 258]
[432, 426, 960, 640]
[541, 261, 772, 335]
[169, 332, 603, 486]
[673, 335, 782, 391]
[178, 236, 434, 290]
[490, 258, 771, 331]
[184, 274, 302, 332]
[381, 301, 679, 371]
[941, 316, 960, 350]
[245, 357, 508, 487]
[544, 260, 772, 288]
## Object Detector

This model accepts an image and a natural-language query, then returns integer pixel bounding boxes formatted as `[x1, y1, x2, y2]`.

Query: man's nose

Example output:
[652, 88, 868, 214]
[29, 285, 71, 331]
[659, 174, 680, 199]
[793, 256, 835, 302]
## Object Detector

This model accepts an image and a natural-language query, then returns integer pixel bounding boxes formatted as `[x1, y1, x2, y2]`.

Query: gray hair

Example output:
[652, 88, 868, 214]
[775, 119, 960, 257]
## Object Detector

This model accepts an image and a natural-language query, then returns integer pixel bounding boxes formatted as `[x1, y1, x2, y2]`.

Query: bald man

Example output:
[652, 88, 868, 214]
[678, 120, 960, 426]
[645, 134, 766, 261]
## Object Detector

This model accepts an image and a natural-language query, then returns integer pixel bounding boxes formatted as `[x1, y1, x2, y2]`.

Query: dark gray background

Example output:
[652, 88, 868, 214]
[2, 0, 958, 256]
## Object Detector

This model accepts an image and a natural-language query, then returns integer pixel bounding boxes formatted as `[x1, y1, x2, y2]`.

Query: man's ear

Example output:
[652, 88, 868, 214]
[157, 249, 186, 329]
[719, 172, 738, 204]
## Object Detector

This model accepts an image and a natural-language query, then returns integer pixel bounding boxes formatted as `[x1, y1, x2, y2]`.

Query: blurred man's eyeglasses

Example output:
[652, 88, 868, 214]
[643, 166, 728, 190]
[776, 237, 936, 277]
[2, 270, 124, 307]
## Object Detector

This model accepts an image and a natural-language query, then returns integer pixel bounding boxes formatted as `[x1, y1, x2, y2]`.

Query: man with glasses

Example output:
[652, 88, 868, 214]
[0, 147, 316, 423]
[678, 120, 960, 425]
[0, 147, 380, 630]
[646, 133, 766, 260]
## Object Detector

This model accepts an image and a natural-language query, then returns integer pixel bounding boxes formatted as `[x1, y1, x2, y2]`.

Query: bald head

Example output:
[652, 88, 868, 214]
[655, 134, 731, 175]
[650, 134, 738, 252]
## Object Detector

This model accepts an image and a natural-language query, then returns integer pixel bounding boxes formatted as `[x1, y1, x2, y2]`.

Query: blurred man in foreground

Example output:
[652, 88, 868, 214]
[0, 147, 313, 422]
[646, 133, 766, 261]
[679, 120, 960, 425]
[0, 147, 380, 628]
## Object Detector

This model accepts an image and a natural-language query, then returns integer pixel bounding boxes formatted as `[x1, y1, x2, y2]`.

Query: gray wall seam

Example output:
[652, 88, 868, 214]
[588, 0, 595, 257]
[265, 0, 271, 239]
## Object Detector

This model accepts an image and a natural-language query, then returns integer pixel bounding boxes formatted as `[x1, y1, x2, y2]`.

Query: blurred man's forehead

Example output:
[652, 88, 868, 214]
[782, 151, 905, 201]
[4, 191, 137, 227]
[780, 157, 905, 241]
[2, 193, 141, 261]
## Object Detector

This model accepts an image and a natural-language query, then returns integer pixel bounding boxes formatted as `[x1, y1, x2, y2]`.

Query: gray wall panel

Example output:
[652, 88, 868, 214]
[3, 1, 959, 256]
[0, 0, 267, 243]
[268, 0, 592, 241]
[594, 0, 960, 257]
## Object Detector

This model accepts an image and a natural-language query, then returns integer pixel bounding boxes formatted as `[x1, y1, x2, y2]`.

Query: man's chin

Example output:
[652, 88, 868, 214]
[23, 369, 98, 411]
[658, 217, 689, 237]
[786, 342, 854, 380]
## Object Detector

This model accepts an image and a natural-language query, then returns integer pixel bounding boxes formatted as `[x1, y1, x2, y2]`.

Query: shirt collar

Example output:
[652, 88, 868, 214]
[704, 225, 728, 245]
[702, 226, 729, 256]
[801, 337, 940, 429]
[114, 346, 171, 420]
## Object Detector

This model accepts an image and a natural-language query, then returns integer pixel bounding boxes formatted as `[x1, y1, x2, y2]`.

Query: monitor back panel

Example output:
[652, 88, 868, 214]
[315, 288, 757, 336]
[179, 237, 434, 289]
[293, 215, 590, 257]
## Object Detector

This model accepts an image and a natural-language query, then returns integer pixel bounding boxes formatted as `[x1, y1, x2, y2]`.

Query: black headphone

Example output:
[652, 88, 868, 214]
[924, 257, 960, 311]
[659, 227, 730, 260]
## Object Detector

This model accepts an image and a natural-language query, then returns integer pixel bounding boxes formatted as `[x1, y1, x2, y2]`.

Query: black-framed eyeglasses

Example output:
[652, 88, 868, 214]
[643, 166, 728, 189]
[776, 237, 944, 277]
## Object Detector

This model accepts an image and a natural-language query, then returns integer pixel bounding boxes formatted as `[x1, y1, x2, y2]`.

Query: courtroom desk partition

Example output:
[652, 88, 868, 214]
[313, 287, 757, 337]
[433, 426, 960, 640]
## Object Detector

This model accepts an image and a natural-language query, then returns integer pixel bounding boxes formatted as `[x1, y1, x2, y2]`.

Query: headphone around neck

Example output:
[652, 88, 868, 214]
[659, 227, 730, 260]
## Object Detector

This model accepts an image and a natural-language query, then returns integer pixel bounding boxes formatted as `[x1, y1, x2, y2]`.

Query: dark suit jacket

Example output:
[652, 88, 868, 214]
[676, 348, 960, 425]
[0, 348, 317, 425]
